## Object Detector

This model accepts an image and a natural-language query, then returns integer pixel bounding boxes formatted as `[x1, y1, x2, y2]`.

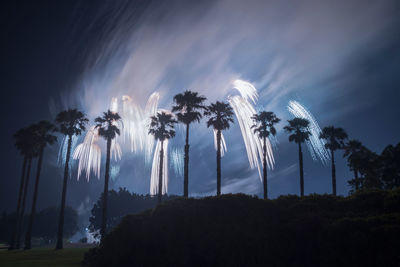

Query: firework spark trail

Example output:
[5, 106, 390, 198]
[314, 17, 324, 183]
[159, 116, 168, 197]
[150, 140, 168, 195]
[68, 93, 160, 180]
[73, 126, 101, 181]
[287, 100, 330, 164]
[171, 148, 184, 177]
[213, 129, 227, 157]
[121, 92, 159, 162]
[228, 80, 275, 181]
[58, 135, 79, 169]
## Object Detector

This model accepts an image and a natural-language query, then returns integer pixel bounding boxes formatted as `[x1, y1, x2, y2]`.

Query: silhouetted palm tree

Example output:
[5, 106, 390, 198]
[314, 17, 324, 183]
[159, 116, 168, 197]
[343, 139, 365, 191]
[9, 126, 36, 250]
[95, 110, 121, 242]
[284, 118, 311, 197]
[149, 112, 177, 203]
[55, 109, 88, 249]
[24, 121, 57, 249]
[205, 101, 234, 196]
[319, 126, 348, 196]
[172, 91, 206, 197]
[251, 111, 280, 199]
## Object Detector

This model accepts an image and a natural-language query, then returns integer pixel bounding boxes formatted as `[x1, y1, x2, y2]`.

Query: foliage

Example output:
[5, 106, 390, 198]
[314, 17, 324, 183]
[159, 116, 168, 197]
[148, 112, 177, 141]
[319, 126, 348, 151]
[88, 188, 178, 238]
[251, 111, 281, 139]
[204, 101, 234, 131]
[55, 108, 88, 137]
[84, 190, 400, 267]
[348, 142, 400, 192]
[94, 110, 121, 140]
[172, 90, 207, 125]
[284, 118, 311, 144]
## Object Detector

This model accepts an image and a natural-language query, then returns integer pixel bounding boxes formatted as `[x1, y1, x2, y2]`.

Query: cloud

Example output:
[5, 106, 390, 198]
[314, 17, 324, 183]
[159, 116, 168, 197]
[59, 0, 399, 196]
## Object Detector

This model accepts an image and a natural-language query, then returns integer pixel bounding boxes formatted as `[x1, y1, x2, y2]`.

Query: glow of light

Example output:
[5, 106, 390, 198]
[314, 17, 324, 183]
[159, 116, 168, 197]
[228, 80, 275, 181]
[287, 100, 330, 164]
[150, 139, 168, 195]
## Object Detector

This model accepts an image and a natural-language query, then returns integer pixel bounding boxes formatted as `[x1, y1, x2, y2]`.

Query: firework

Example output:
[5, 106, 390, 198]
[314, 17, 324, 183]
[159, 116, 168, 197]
[58, 135, 79, 169]
[121, 92, 159, 162]
[171, 148, 184, 177]
[66, 93, 160, 180]
[228, 80, 275, 181]
[73, 126, 102, 181]
[287, 100, 330, 164]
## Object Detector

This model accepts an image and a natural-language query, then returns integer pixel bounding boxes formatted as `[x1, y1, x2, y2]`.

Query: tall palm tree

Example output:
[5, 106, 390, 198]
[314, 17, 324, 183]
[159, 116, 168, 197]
[204, 101, 234, 196]
[148, 112, 177, 203]
[15, 125, 37, 249]
[95, 110, 121, 242]
[9, 127, 34, 250]
[319, 126, 348, 196]
[172, 91, 206, 197]
[55, 109, 88, 249]
[251, 111, 280, 199]
[24, 121, 57, 249]
[343, 139, 365, 191]
[284, 118, 311, 197]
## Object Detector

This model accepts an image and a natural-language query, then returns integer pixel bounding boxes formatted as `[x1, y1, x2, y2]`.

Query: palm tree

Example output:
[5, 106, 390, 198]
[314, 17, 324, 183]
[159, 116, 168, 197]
[148, 112, 177, 203]
[251, 111, 280, 199]
[55, 109, 88, 249]
[204, 101, 234, 196]
[95, 110, 121, 242]
[343, 139, 365, 191]
[9, 127, 35, 250]
[172, 91, 206, 197]
[15, 125, 37, 249]
[319, 126, 348, 196]
[24, 121, 57, 249]
[284, 118, 311, 197]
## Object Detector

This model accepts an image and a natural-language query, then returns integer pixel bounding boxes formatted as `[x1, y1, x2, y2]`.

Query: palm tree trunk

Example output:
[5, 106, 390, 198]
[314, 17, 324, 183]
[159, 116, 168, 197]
[56, 135, 72, 250]
[16, 157, 32, 249]
[299, 143, 304, 197]
[184, 124, 190, 198]
[216, 130, 221, 196]
[354, 169, 359, 191]
[100, 137, 112, 242]
[331, 150, 336, 196]
[24, 146, 44, 249]
[263, 136, 268, 199]
[158, 140, 164, 203]
[9, 156, 27, 250]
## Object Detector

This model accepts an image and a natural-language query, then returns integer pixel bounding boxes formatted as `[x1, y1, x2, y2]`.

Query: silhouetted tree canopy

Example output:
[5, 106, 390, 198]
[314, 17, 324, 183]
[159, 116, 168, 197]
[84, 190, 400, 267]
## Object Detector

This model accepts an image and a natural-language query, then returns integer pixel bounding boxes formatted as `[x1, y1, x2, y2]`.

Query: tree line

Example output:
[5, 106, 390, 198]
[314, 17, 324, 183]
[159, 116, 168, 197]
[8, 90, 399, 250]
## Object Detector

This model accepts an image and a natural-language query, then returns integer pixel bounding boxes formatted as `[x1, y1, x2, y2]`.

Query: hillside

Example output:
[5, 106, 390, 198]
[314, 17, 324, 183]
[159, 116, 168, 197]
[84, 190, 400, 267]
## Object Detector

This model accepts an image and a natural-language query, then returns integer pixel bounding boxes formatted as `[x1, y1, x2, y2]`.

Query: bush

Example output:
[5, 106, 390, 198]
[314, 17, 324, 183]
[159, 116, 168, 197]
[84, 191, 400, 267]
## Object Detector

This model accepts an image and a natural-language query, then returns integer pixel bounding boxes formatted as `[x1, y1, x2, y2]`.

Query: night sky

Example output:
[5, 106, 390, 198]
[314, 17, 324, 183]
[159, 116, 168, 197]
[1, 0, 400, 226]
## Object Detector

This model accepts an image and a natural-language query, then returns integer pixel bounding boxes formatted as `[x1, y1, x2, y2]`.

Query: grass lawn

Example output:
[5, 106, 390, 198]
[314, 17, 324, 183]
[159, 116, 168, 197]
[0, 248, 89, 267]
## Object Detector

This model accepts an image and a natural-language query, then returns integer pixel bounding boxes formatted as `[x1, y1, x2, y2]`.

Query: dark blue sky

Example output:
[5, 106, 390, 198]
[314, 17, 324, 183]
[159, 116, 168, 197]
[1, 0, 400, 217]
